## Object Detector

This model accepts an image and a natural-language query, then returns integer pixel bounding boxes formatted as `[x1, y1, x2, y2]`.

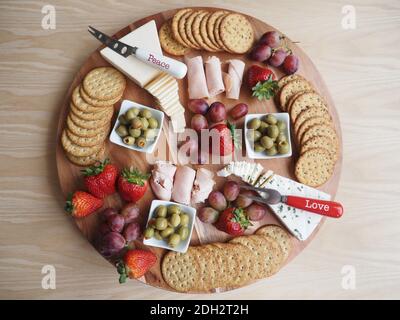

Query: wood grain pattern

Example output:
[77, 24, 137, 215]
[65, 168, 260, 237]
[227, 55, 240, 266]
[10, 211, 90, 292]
[1, 0, 400, 299]
[55, 7, 342, 293]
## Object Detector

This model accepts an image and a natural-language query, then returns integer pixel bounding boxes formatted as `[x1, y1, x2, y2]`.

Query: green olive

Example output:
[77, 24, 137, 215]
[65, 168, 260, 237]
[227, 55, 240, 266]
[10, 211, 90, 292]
[276, 120, 286, 132]
[123, 136, 135, 145]
[178, 226, 189, 240]
[136, 137, 147, 148]
[129, 127, 142, 138]
[155, 205, 167, 218]
[276, 133, 287, 143]
[278, 141, 290, 154]
[258, 121, 269, 134]
[155, 217, 168, 230]
[118, 114, 128, 125]
[125, 109, 137, 121]
[254, 143, 266, 153]
[140, 109, 152, 119]
[140, 117, 149, 129]
[247, 130, 261, 142]
[248, 118, 261, 130]
[144, 227, 154, 239]
[260, 136, 274, 149]
[169, 213, 181, 228]
[168, 205, 181, 215]
[148, 118, 158, 129]
[265, 114, 277, 125]
[265, 145, 278, 156]
[131, 118, 143, 129]
[160, 227, 174, 238]
[168, 233, 181, 248]
[180, 214, 189, 227]
[266, 125, 279, 139]
[154, 230, 162, 240]
[116, 125, 128, 137]
[143, 129, 156, 140]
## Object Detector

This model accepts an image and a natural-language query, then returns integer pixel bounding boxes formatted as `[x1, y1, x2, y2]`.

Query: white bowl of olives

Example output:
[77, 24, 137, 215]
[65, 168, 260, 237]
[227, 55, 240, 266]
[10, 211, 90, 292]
[110, 100, 164, 154]
[143, 200, 196, 253]
[244, 113, 292, 159]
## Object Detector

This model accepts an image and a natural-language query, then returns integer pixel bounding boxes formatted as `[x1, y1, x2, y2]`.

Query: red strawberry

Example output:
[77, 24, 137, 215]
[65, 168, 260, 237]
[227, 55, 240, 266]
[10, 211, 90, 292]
[82, 159, 118, 199]
[209, 122, 239, 156]
[117, 249, 157, 283]
[215, 207, 251, 236]
[118, 167, 149, 202]
[65, 191, 103, 218]
[246, 65, 278, 100]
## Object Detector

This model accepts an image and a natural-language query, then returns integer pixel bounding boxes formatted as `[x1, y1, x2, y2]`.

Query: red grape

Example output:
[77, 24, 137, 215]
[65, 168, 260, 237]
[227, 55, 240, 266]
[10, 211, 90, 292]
[120, 203, 140, 224]
[283, 54, 299, 74]
[198, 207, 220, 224]
[123, 222, 141, 242]
[208, 191, 227, 211]
[234, 190, 256, 208]
[191, 114, 209, 131]
[99, 232, 125, 257]
[245, 203, 267, 221]
[268, 49, 287, 67]
[229, 103, 248, 120]
[249, 44, 272, 62]
[259, 31, 281, 48]
[99, 222, 111, 235]
[107, 214, 125, 233]
[223, 181, 240, 201]
[188, 99, 209, 115]
[100, 207, 118, 221]
[208, 102, 226, 123]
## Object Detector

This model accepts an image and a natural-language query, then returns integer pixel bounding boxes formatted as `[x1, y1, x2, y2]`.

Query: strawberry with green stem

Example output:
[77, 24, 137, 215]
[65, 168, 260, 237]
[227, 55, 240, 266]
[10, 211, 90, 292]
[209, 122, 241, 157]
[65, 191, 103, 218]
[118, 167, 150, 202]
[246, 65, 279, 101]
[117, 249, 157, 283]
[82, 159, 118, 199]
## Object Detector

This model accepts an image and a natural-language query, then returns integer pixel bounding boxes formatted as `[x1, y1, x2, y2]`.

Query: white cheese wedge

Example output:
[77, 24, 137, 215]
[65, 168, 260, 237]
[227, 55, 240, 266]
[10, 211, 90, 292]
[100, 20, 162, 88]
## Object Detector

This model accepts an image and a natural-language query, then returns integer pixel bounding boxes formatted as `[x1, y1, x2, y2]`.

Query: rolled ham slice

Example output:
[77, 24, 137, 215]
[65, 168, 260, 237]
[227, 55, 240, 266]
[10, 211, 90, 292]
[205, 56, 225, 97]
[171, 166, 196, 205]
[191, 168, 215, 205]
[150, 161, 176, 201]
[223, 59, 245, 100]
[185, 56, 209, 99]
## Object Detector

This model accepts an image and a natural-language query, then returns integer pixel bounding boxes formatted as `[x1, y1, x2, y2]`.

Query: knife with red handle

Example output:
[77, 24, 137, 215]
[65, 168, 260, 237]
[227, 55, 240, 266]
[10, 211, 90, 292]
[240, 185, 343, 218]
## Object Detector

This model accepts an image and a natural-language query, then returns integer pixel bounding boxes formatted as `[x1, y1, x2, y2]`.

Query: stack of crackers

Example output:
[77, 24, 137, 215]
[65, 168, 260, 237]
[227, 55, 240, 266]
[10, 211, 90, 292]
[162, 225, 292, 292]
[62, 67, 126, 166]
[159, 9, 254, 55]
[278, 75, 339, 187]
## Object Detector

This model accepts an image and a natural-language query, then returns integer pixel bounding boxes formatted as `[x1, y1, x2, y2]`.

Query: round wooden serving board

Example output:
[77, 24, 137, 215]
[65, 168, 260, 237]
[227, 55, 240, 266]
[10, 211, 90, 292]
[56, 7, 342, 293]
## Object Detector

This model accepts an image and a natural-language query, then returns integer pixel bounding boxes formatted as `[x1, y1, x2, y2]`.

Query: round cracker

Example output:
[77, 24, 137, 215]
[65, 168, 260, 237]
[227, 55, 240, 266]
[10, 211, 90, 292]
[287, 90, 314, 113]
[294, 106, 332, 133]
[70, 102, 113, 121]
[171, 8, 193, 47]
[66, 144, 105, 166]
[295, 148, 335, 187]
[66, 115, 108, 138]
[71, 86, 105, 112]
[220, 13, 254, 54]
[69, 110, 111, 130]
[82, 67, 126, 101]
[66, 127, 109, 147]
[61, 129, 102, 157]
[177, 10, 197, 48]
[207, 11, 227, 49]
[185, 10, 203, 49]
[278, 74, 306, 89]
[159, 20, 190, 56]
[80, 85, 122, 108]
[301, 136, 339, 162]
[279, 79, 314, 111]
[214, 12, 232, 52]
[290, 92, 329, 123]
[256, 225, 293, 263]
[301, 123, 338, 146]
[198, 12, 220, 52]
[297, 116, 333, 144]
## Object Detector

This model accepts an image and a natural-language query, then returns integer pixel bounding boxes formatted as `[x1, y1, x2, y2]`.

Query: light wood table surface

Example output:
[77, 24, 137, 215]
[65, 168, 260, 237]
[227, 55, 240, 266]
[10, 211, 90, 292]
[0, 0, 399, 300]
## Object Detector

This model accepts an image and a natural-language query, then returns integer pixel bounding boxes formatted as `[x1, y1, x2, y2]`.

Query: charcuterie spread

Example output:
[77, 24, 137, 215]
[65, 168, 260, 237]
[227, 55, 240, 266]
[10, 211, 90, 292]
[56, 7, 343, 293]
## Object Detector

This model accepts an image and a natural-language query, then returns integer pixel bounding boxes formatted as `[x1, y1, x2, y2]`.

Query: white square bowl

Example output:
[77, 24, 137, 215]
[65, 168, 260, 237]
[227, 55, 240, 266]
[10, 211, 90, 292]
[109, 99, 164, 154]
[143, 200, 196, 253]
[244, 113, 292, 159]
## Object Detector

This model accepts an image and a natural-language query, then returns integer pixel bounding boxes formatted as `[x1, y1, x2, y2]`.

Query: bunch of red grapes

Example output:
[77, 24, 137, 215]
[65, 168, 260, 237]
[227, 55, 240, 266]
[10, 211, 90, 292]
[97, 204, 142, 258]
[249, 31, 299, 75]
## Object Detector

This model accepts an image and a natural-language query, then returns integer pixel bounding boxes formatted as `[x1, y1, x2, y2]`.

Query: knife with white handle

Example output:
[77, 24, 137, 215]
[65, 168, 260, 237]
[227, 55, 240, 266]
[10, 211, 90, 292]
[88, 25, 187, 79]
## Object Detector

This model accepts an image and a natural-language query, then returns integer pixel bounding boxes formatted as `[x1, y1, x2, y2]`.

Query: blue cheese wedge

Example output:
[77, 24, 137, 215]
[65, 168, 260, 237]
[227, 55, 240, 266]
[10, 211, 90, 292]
[217, 161, 264, 184]
[258, 174, 331, 241]
[254, 170, 274, 187]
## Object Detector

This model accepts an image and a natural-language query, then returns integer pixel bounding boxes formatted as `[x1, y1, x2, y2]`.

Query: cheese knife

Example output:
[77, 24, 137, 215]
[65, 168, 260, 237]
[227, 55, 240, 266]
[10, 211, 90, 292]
[88, 26, 187, 79]
[240, 185, 343, 218]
